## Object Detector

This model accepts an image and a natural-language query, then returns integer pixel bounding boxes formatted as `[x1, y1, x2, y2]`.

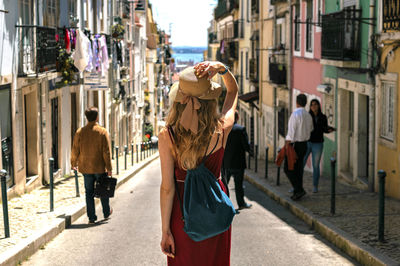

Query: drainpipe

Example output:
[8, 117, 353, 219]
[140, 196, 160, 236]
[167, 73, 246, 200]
[368, 1, 376, 192]
[109, 0, 115, 143]
[80, 0, 86, 127]
[288, 0, 293, 114]
[259, 0, 264, 155]
[273, 1, 277, 161]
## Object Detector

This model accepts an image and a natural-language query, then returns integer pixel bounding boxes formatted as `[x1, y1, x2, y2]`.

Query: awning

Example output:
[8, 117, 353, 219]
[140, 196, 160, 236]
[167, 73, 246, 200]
[238, 91, 259, 102]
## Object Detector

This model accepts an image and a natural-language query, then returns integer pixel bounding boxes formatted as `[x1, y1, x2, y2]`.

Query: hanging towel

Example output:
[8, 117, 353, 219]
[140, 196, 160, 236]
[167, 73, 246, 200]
[71, 30, 90, 72]
[65, 29, 71, 54]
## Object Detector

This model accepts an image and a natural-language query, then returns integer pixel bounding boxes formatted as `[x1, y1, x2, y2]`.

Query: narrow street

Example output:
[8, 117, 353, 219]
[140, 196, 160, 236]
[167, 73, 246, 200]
[22, 160, 356, 266]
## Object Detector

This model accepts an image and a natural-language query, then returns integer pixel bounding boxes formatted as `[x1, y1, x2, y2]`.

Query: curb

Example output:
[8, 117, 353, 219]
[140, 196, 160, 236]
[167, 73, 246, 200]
[0, 153, 159, 266]
[244, 172, 399, 266]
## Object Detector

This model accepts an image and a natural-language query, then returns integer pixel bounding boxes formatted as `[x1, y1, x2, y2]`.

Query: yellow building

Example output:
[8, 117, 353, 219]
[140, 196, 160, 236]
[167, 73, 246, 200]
[376, 1, 400, 198]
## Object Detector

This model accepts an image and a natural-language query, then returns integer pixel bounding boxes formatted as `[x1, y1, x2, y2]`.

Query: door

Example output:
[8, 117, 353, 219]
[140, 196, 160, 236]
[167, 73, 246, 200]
[0, 85, 14, 188]
[51, 97, 59, 170]
[71, 92, 78, 144]
[348, 91, 354, 174]
[357, 95, 369, 180]
[24, 91, 39, 179]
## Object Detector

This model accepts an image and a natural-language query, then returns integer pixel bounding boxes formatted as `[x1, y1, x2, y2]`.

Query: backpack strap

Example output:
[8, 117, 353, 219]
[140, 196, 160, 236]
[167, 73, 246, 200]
[167, 126, 175, 144]
[174, 173, 185, 222]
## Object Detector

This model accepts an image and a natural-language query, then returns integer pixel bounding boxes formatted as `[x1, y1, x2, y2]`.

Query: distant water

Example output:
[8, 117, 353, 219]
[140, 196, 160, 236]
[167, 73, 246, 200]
[173, 53, 204, 64]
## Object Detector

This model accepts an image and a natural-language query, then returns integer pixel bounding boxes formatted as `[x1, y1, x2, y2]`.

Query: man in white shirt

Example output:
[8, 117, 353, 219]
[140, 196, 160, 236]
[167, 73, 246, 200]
[285, 94, 313, 200]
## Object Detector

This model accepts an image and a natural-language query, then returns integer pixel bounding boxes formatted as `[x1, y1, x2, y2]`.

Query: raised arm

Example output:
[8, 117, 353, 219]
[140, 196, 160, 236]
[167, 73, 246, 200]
[194, 61, 238, 131]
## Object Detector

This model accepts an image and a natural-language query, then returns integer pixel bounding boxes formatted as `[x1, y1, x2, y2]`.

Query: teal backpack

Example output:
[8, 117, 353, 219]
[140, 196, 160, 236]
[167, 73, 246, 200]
[171, 128, 236, 242]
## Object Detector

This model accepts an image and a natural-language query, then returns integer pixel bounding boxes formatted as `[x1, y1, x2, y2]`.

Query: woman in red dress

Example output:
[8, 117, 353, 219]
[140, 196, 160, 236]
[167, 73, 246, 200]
[158, 61, 238, 266]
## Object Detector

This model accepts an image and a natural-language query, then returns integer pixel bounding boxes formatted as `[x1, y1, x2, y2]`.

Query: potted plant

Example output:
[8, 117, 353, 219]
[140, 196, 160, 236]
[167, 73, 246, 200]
[112, 23, 125, 40]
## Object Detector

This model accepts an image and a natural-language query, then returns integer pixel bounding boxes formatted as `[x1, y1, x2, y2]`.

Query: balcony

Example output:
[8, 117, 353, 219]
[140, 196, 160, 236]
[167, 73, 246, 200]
[269, 53, 287, 85]
[249, 58, 258, 83]
[17, 25, 57, 76]
[321, 9, 361, 65]
[233, 19, 244, 39]
[228, 41, 238, 60]
[135, 0, 145, 11]
[208, 32, 218, 44]
[383, 0, 400, 32]
[214, 0, 239, 20]
[251, 0, 259, 15]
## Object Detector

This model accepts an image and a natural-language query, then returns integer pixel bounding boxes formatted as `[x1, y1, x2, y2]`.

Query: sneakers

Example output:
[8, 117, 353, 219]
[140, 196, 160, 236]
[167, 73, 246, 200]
[312, 187, 318, 193]
[238, 203, 252, 210]
[291, 190, 306, 201]
[105, 207, 113, 219]
[88, 219, 96, 224]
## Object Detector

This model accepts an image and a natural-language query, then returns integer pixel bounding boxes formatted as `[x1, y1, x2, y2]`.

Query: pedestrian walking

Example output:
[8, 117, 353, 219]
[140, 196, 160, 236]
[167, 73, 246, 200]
[71, 107, 113, 224]
[159, 61, 238, 265]
[222, 111, 252, 211]
[284, 94, 313, 201]
[303, 99, 335, 193]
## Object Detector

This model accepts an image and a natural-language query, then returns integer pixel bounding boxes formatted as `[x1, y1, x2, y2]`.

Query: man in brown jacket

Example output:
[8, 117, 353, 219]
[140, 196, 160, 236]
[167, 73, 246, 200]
[71, 107, 113, 224]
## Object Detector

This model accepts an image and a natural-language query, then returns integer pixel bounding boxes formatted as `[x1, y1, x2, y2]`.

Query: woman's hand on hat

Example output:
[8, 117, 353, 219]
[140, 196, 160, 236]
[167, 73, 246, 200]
[194, 61, 224, 80]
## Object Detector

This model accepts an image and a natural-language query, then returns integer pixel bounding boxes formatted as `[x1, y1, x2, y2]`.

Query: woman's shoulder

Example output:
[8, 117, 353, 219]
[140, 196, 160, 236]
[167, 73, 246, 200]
[158, 127, 172, 144]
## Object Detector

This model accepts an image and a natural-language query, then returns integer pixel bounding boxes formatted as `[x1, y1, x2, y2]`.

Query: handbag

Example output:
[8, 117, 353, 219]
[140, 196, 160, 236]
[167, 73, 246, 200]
[173, 134, 236, 242]
[94, 173, 117, 198]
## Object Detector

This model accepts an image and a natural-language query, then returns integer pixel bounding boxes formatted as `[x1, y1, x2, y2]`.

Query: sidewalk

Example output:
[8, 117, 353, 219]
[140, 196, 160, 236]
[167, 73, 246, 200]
[244, 157, 400, 266]
[0, 148, 159, 266]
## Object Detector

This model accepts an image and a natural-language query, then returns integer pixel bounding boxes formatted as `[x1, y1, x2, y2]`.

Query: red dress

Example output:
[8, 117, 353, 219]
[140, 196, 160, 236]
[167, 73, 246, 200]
[168, 146, 231, 266]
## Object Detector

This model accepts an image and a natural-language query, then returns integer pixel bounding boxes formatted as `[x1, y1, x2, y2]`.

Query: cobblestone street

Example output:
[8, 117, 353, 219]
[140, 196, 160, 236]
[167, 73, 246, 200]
[244, 156, 400, 263]
[0, 150, 156, 263]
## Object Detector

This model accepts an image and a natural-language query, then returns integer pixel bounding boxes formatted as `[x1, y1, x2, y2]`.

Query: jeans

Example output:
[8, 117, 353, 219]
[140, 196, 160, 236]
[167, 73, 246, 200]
[303, 142, 324, 188]
[284, 141, 308, 194]
[224, 168, 246, 207]
[83, 174, 111, 221]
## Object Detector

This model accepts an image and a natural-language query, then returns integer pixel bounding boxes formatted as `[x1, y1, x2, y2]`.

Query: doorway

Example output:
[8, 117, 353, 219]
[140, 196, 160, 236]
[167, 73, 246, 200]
[24, 90, 39, 180]
[51, 97, 59, 170]
[339, 89, 369, 182]
[0, 85, 14, 188]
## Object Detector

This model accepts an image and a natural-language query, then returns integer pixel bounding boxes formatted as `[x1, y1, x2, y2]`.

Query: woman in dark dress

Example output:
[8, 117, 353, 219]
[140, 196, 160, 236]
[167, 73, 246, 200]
[303, 99, 335, 193]
[158, 61, 238, 266]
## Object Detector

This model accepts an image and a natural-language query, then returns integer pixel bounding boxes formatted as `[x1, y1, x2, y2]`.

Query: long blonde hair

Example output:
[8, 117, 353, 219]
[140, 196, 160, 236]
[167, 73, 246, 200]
[166, 99, 223, 170]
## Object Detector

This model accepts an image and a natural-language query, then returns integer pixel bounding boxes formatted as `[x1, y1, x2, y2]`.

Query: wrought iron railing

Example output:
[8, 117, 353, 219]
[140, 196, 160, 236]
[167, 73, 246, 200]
[234, 19, 244, 39]
[215, 0, 239, 20]
[321, 9, 361, 61]
[269, 53, 286, 85]
[249, 58, 258, 83]
[228, 41, 238, 60]
[16, 25, 58, 76]
[208, 32, 218, 44]
[383, 0, 400, 32]
[135, 0, 145, 11]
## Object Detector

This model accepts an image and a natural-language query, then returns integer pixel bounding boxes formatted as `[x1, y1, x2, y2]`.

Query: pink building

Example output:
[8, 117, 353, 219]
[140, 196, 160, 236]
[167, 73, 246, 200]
[292, 0, 323, 102]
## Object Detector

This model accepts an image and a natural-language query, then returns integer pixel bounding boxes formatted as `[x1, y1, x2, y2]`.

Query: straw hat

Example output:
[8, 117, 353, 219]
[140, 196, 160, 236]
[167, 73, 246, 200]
[168, 66, 222, 134]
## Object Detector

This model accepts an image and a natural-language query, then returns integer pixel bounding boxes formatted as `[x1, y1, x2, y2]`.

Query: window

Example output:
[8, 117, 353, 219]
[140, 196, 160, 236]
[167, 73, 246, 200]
[277, 18, 285, 48]
[45, 0, 58, 27]
[19, 0, 31, 25]
[245, 51, 249, 79]
[306, 0, 313, 52]
[68, 0, 76, 17]
[294, 2, 300, 51]
[381, 81, 395, 141]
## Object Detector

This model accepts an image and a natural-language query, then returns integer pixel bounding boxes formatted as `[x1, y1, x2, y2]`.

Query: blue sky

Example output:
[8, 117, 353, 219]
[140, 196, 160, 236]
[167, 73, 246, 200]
[149, 0, 217, 47]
